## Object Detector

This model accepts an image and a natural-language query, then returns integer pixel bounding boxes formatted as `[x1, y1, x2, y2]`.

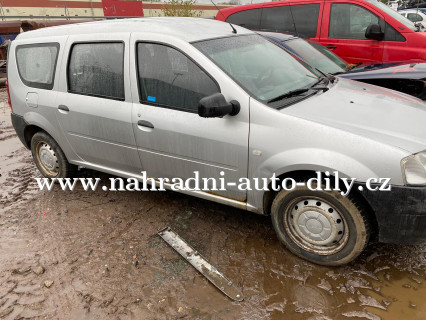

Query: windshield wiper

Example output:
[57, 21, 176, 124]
[315, 67, 336, 84]
[267, 86, 328, 104]
[267, 88, 310, 103]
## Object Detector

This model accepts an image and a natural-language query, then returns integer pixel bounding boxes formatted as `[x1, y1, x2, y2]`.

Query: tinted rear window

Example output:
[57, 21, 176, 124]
[227, 4, 320, 37]
[260, 6, 295, 33]
[226, 9, 262, 29]
[16, 43, 59, 90]
[291, 4, 320, 38]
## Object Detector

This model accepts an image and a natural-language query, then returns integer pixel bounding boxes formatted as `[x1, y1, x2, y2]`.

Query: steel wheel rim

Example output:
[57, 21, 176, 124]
[283, 197, 349, 256]
[35, 141, 59, 177]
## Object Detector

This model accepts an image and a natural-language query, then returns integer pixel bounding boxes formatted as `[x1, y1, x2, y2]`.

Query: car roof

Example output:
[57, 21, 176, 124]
[16, 17, 253, 43]
[219, 0, 314, 18]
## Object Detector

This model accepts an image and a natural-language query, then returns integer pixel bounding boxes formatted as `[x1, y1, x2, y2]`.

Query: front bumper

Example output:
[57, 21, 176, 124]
[359, 184, 426, 245]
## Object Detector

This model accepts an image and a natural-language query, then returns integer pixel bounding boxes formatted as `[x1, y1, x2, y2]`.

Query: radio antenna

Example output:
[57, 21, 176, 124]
[210, 0, 237, 34]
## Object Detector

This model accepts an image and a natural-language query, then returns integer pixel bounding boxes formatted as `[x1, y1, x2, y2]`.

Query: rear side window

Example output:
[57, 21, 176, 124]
[137, 42, 219, 112]
[68, 42, 125, 100]
[291, 4, 320, 38]
[260, 6, 295, 33]
[407, 12, 423, 22]
[16, 43, 59, 90]
[226, 9, 262, 29]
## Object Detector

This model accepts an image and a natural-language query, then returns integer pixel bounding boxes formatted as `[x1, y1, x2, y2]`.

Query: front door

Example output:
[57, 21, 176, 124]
[56, 34, 142, 174]
[130, 40, 249, 201]
[320, 1, 384, 64]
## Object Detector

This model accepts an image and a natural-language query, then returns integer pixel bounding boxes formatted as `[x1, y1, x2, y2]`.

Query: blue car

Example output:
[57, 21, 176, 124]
[260, 32, 426, 100]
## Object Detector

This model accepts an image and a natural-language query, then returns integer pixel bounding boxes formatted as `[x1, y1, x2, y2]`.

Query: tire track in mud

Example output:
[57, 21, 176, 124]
[0, 106, 40, 214]
[0, 227, 57, 320]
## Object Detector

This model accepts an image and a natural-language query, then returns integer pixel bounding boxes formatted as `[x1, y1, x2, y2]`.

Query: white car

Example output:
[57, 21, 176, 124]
[399, 9, 426, 24]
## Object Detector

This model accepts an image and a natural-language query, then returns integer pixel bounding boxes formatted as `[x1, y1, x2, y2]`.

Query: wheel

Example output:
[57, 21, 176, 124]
[271, 184, 371, 266]
[31, 131, 77, 178]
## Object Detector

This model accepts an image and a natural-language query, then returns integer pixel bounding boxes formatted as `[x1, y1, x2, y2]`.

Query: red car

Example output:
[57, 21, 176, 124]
[216, 0, 426, 64]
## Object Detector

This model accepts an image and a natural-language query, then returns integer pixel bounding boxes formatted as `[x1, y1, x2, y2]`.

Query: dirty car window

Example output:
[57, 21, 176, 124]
[193, 35, 317, 103]
[16, 43, 59, 90]
[68, 42, 125, 100]
[137, 43, 219, 112]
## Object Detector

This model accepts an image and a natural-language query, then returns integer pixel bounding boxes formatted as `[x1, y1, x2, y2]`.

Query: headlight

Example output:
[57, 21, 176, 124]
[401, 151, 426, 186]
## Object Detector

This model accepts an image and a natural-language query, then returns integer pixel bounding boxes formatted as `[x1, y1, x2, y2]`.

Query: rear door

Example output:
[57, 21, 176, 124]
[319, 0, 384, 64]
[55, 34, 142, 174]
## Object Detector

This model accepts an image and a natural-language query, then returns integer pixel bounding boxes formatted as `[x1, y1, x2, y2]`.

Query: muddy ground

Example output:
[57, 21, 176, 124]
[0, 89, 425, 320]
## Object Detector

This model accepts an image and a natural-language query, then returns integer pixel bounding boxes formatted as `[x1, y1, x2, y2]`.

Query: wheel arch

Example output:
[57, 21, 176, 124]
[23, 124, 44, 148]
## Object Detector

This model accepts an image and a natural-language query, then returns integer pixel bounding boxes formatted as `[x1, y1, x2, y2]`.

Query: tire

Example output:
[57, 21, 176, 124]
[271, 183, 371, 266]
[31, 131, 77, 179]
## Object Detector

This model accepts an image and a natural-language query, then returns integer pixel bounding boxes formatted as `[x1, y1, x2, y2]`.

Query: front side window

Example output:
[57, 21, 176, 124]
[329, 3, 379, 39]
[137, 43, 219, 112]
[68, 42, 125, 100]
[291, 4, 321, 38]
[193, 35, 318, 103]
[226, 9, 262, 30]
[381, 20, 406, 41]
[260, 6, 296, 33]
[16, 43, 59, 90]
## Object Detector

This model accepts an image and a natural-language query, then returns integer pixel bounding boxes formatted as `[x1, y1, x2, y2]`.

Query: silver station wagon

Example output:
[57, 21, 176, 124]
[8, 18, 426, 266]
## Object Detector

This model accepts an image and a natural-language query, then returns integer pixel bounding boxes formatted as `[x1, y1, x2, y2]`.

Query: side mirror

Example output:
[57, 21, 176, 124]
[365, 24, 384, 41]
[198, 93, 240, 118]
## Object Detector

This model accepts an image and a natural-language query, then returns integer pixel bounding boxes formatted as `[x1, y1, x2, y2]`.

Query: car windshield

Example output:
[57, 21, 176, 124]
[366, 0, 417, 31]
[284, 38, 347, 75]
[193, 34, 318, 102]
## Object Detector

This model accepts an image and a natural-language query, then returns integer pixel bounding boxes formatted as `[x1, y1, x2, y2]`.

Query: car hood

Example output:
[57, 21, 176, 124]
[282, 78, 426, 154]
[340, 62, 426, 80]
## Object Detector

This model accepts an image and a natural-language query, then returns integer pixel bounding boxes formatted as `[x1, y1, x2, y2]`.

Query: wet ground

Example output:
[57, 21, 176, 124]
[0, 89, 426, 319]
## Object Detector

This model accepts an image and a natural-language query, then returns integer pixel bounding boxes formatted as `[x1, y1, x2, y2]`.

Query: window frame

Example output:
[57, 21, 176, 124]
[66, 40, 126, 101]
[135, 41, 221, 114]
[15, 42, 60, 90]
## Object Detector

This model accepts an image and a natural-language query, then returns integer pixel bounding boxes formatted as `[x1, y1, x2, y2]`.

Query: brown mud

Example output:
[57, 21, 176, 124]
[0, 89, 425, 319]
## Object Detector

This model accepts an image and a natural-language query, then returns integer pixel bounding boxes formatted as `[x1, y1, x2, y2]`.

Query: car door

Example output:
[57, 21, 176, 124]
[55, 34, 142, 174]
[129, 36, 249, 201]
[320, 1, 384, 64]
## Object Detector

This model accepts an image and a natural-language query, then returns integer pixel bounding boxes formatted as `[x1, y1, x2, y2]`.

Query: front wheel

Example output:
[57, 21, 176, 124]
[271, 185, 371, 266]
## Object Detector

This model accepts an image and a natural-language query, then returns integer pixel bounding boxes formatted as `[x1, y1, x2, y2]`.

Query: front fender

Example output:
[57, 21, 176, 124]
[247, 147, 396, 214]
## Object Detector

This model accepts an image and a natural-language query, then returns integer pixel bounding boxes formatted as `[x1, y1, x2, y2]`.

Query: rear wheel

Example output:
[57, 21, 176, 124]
[31, 132, 77, 178]
[271, 184, 371, 266]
